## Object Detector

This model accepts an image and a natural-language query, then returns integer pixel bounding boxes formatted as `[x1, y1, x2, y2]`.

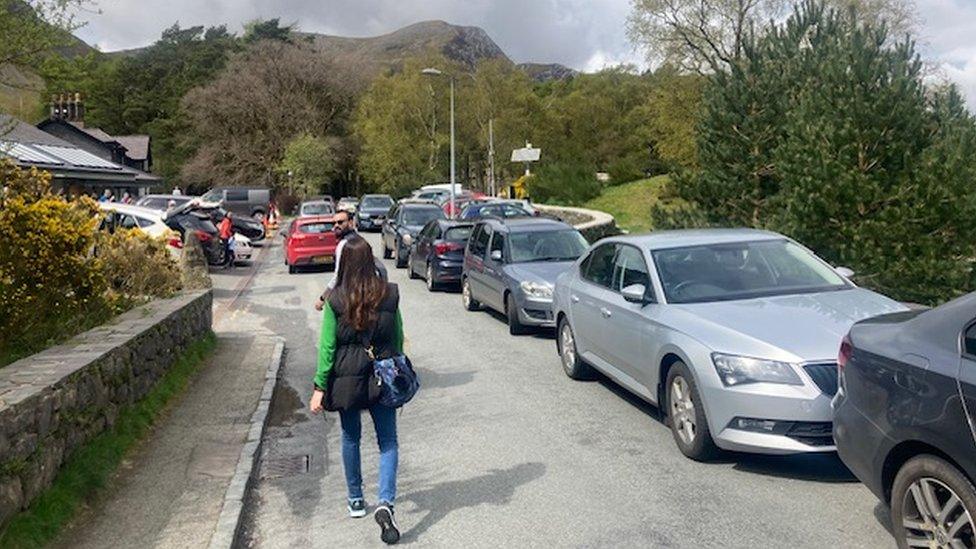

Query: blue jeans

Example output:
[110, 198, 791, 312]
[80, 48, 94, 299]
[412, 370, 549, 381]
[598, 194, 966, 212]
[338, 404, 398, 505]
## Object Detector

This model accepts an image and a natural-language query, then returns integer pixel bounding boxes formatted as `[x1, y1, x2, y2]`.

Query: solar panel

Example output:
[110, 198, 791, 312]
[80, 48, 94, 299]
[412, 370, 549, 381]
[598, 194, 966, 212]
[0, 141, 64, 165]
[35, 145, 121, 170]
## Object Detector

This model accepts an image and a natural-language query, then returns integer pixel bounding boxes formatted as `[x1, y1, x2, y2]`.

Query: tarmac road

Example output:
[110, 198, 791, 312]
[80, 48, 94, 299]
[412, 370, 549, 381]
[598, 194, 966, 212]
[229, 230, 895, 548]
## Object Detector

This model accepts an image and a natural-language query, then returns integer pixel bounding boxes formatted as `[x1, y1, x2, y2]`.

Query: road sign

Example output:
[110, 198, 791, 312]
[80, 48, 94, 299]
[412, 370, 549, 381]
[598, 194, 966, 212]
[511, 145, 541, 163]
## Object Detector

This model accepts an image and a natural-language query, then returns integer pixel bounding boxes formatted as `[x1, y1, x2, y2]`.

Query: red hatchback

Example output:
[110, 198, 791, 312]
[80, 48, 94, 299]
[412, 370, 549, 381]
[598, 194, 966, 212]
[285, 216, 338, 273]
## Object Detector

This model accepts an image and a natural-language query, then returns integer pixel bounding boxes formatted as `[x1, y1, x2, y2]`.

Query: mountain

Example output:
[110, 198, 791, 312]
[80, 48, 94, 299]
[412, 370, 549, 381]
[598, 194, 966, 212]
[517, 62, 577, 82]
[297, 20, 510, 76]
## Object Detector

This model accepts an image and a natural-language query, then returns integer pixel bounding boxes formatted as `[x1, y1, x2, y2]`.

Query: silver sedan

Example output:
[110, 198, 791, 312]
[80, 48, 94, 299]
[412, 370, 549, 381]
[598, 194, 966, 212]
[552, 229, 906, 460]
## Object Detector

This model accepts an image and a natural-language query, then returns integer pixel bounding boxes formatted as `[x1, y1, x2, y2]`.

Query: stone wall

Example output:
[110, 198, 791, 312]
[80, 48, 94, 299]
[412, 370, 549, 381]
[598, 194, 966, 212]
[534, 204, 619, 242]
[0, 290, 212, 527]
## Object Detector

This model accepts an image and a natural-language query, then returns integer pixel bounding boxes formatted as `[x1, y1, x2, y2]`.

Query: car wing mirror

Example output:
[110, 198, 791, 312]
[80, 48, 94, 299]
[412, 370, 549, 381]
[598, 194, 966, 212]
[490, 250, 503, 262]
[622, 284, 652, 304]
[835, 266, 855, 278]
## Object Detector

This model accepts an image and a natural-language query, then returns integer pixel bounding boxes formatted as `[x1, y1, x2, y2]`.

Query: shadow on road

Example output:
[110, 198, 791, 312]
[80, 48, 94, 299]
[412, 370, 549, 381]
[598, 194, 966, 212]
[398, 462, 546, 544]
[413, 367, 476, 390]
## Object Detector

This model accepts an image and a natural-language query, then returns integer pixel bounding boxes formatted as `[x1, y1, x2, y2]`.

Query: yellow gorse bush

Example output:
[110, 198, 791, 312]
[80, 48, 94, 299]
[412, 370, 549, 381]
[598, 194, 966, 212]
[0, 160, 182, 363]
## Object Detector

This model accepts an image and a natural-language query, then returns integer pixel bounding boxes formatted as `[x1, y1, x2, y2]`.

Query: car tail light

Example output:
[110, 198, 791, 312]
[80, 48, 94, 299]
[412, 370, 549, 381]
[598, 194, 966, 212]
[195, 230, 212, 243]
[435, 242, 462, 255]
[838, 334, 853, 373]
[168, 237, 184, 249]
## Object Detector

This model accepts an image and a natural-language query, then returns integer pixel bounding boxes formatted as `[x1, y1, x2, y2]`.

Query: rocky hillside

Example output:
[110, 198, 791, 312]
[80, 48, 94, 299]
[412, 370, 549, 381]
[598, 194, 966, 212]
[297, 20, 509, 75]
[517, 62, 578, 82]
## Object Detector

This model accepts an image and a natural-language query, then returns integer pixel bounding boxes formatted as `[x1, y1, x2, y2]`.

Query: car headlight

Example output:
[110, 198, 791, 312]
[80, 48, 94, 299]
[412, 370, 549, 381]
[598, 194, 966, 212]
[711, 353, 803, 387]
[520, 280, 553, 299]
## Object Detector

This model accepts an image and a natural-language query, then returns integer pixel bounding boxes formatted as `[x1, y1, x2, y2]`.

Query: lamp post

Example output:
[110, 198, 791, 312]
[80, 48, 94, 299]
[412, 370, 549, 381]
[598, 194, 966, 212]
[421, 67, 456, 218]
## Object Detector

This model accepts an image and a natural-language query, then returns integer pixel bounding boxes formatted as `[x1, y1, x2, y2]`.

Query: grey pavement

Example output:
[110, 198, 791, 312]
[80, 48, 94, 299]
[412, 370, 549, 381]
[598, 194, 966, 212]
[54, 333, 277, 548]
[233, 231, 896, 548]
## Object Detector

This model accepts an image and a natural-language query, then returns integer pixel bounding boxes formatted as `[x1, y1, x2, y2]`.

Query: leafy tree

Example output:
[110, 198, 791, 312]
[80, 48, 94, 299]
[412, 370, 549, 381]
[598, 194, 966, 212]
[181, 41, 354, 189]
[666, 0, 976, 304]
[0, 0, 88, 68]
[278, 133, 335, 197]
[527, 162, 601, 205]
[642, 68, 703, 170]
[242, 18, 293, 43]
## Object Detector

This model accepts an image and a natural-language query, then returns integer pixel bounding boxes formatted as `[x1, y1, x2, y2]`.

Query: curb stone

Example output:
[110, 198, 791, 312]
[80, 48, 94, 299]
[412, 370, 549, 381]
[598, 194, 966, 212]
[208, 336, 285, 549]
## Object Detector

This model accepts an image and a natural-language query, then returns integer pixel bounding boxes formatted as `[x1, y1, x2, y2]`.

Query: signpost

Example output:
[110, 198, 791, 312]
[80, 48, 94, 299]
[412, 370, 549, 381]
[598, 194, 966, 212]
[511, 141, 541, 176]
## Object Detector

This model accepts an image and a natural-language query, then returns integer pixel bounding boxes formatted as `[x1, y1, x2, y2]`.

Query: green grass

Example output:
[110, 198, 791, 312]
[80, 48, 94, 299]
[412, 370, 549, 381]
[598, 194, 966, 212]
[0, 333, 217, 548]
[583, 175, 672, 234]
[0, 307, 115, 368]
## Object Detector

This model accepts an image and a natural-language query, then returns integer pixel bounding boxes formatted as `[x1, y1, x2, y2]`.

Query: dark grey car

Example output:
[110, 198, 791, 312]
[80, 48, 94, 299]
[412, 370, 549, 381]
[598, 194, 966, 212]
[834, 292, 976, 549]
[461, 217, 588, 335]
[355, 194, 395, 232]
[381, 201, 446, 268]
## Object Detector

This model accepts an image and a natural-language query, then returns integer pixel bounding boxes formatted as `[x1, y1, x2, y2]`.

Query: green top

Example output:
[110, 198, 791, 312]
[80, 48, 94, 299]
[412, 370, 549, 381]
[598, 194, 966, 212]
[314, 302, 403, 390]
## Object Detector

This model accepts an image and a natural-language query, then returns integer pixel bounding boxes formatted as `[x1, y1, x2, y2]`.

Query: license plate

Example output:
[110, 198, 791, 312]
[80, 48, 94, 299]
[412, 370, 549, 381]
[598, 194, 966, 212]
[312, 255, 334, 264]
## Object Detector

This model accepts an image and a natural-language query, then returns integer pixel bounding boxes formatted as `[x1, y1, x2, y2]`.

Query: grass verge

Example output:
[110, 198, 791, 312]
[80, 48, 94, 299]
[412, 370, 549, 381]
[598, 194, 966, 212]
[0, 333, 217, 548]
[583, 175, 673, 234]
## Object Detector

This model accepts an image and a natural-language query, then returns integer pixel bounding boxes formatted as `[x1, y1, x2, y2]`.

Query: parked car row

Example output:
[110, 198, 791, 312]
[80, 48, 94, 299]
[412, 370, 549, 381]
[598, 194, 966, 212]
[125, 196, 262, 266]
[379, 208, 975, 548]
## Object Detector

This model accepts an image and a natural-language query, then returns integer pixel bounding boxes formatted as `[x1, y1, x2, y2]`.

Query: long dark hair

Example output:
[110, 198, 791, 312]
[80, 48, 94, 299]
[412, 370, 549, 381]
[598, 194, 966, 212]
[335, 237, 387, 331]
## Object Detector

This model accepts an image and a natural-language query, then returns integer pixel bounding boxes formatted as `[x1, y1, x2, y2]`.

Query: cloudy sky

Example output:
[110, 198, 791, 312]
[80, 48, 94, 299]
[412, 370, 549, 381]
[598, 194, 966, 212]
[73, 0, 976, 106]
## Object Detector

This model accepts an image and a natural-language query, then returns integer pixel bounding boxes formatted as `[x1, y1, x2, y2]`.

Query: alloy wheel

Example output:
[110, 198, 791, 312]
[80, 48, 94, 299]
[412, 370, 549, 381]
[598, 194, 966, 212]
[902, 477, 974, 548]
[426, 263, 435, 291]
[670, 376, 697, 446]
[560, 323, 576, 374]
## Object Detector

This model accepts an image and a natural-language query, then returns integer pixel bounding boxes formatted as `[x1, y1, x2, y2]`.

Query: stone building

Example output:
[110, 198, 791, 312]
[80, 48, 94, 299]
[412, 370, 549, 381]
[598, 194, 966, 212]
[0, 114, 162, 198]
[36, 93, 153, 173]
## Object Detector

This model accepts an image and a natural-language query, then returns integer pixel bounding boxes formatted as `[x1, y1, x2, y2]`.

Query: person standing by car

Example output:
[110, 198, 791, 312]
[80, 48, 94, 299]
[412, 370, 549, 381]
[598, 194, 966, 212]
[309, 237, 404, 545]
[315, 210, 387, 310]
[217, 210, 234, 269]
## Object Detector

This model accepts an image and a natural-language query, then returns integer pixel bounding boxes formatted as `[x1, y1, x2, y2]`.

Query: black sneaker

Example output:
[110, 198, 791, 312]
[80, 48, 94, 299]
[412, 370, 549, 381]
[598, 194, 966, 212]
[374, 503, 400, 544]
[347, 498, 366, 518]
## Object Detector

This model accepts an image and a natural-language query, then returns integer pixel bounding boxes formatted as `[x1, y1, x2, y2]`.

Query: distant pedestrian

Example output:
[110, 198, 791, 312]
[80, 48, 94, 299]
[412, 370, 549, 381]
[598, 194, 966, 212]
[218, 211, 234, 269]
[315, 210, 387, 310]
[310, 237, 403, 545]
[99, 189, 113, 203]
[121, 191, 132, 204]
[172, 186, 182, 196]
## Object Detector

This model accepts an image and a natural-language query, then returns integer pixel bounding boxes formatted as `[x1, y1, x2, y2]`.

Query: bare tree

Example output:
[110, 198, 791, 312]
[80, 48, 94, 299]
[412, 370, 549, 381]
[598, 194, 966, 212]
[180, 41, 357, 187]
[627, 0, 918, 74]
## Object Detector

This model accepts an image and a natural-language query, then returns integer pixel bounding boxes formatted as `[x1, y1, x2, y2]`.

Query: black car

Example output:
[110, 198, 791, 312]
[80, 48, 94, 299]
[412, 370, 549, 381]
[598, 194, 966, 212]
[381, 201, 446, 268]
[833, 292, 976, 549]
[356, 194, 395, 231]
[163, 209, 224, 265]
[406, 220, 474, 291]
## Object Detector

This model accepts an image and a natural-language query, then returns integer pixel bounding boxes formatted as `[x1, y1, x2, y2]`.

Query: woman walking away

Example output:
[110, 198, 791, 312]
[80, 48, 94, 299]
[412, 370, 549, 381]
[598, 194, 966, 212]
[310, 237, 403, 545]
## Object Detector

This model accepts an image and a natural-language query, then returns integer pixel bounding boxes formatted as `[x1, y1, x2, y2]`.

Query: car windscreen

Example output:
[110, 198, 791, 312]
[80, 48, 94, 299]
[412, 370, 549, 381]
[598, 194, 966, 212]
[403, 208, 445, 226]
[301, 202, 334, 216]
[508, 229, 589, 263]
[652, 239, 849, 304]
[299, 222, 334, 234]
[361, 196, 393, 209]
[444, 226, 473, 241]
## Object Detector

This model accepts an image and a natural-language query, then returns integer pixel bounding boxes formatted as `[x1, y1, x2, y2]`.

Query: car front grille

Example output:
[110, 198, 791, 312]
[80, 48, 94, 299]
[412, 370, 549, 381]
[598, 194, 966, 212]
[803, 362, 838, 397]
[785, 421, 834, 447]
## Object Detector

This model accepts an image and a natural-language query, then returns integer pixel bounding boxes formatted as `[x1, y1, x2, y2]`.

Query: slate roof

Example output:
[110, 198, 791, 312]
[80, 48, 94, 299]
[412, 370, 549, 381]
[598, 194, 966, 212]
[114, 135, 150, 161]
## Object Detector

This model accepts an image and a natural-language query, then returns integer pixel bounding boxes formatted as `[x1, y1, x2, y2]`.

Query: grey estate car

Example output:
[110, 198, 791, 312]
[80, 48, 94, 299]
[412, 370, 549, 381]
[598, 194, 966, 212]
[552, 229, 906, 459]
[462, 217, 589, 335]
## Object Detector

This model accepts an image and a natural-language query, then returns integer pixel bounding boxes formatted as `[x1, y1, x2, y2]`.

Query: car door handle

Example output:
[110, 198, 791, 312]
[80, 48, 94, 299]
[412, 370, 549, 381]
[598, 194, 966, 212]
[486, 268, 496, 275]
[600, 307, 612, 318]
[570, 295, 580, 303]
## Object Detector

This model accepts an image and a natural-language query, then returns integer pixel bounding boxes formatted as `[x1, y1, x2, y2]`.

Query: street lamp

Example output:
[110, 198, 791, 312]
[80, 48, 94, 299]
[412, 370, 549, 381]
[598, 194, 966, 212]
[421, 67, 456, 218]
